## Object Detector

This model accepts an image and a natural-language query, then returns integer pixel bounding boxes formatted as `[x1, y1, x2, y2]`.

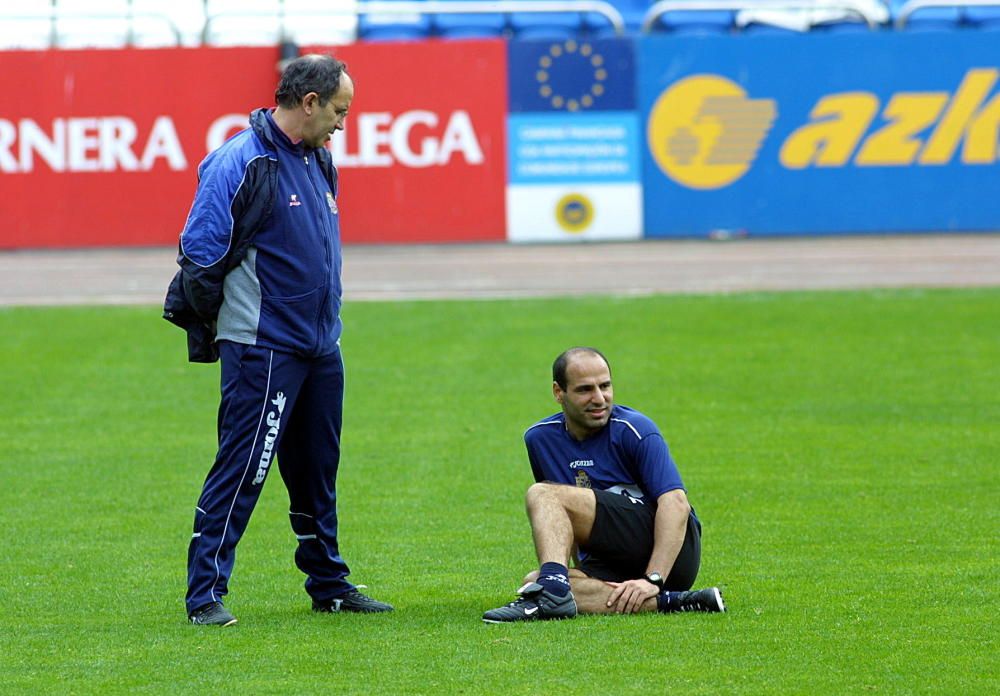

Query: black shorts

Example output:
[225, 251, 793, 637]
[578, 488, 702, 591]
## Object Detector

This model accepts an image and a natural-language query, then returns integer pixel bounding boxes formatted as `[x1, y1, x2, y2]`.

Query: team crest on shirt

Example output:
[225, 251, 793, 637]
[575, 470, 592, 488]
[289, 194, 301, 207]
[326, 191, 337, 214]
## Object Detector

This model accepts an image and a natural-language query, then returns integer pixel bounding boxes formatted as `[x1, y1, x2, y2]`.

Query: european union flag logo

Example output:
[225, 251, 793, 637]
[509, 38, 635, 113]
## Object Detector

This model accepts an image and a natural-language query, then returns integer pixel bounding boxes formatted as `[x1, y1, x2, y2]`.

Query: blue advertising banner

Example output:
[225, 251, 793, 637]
[509, 37, 635, 113]
[507, 38, 642, 242]
[508, 112, 641, 184]
[638, 32, 1000, 236]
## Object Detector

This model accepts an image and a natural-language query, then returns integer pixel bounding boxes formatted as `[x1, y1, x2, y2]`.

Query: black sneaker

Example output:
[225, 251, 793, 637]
[482, 582, 578, 623]
[312, 589, 394, 613]
[662, 587, 726, 613]
[189, 601, 238, 626]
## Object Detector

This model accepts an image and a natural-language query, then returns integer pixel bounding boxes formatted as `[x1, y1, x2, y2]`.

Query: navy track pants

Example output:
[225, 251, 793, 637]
[186, 341, 353, 613]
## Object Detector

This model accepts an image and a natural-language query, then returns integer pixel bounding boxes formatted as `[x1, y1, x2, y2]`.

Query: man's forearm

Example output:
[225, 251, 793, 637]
[645, 489, 691, 577]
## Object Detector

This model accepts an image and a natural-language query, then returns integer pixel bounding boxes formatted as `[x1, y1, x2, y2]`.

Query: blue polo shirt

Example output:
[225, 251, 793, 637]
[524, 405, 696, 522]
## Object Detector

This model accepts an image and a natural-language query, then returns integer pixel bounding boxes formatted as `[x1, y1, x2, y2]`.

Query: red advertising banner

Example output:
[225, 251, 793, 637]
[0, 40, 507, 249]
[0, 47, 276, 248]
[314, 40, 508, 244]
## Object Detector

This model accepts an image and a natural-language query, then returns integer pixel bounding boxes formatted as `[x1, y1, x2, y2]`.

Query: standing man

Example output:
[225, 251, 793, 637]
[164, 55, 392, 626]
[483, 347, 725, 622]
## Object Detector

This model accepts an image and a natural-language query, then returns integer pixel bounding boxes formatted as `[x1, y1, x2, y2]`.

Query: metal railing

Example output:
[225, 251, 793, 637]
[19, 0, 984, 48]
[202, 1, 627, 40]
[642, 0, 886, 31]
[895, 0, 999, 26]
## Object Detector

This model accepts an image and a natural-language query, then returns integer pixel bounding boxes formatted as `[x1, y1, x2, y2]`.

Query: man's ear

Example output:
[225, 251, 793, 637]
[302, 91, 319, 114]
[552, 381, 563, 404]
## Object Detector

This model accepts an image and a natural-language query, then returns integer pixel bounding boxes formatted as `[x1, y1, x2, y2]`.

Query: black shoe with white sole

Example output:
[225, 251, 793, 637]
[482, 582, 578, 623]
[189, 601, 238, 626]
[660, 587, 726, 613]
[312, 589, 394, 613]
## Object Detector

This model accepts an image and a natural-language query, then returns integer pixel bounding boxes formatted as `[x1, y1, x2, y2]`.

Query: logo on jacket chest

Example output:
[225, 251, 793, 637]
[286, 192, 336, 214]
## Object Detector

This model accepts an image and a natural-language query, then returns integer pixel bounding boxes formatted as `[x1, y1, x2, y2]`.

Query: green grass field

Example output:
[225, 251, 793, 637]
[1, 289, 997, 694]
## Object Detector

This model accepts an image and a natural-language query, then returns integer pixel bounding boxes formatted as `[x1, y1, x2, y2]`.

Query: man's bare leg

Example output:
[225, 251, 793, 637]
[522, 569, 657, 615]
[524, 483, 597, 564]
[484, 483, 655, 622]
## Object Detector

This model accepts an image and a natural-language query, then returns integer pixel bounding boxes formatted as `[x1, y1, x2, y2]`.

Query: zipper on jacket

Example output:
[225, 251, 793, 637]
[303, 154, 333, 355]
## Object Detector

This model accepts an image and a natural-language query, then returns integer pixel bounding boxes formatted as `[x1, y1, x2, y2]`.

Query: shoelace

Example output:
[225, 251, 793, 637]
[681, 594, 714, 611]
[506, 595, 538, 609]
[346, 590, 374, 603]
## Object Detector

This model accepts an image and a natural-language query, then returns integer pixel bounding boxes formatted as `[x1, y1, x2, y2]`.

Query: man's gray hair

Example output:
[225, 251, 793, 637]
[275, 54, 347, 108]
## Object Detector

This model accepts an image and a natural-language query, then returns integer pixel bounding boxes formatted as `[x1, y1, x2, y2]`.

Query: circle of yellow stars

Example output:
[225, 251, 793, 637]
[535, 40, 607, 112]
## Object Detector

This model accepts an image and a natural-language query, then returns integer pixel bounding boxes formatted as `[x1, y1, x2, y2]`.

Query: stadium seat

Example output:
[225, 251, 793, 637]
[427, 0, 506, 38]
[898, 7, 966, 30]
[130, 0, 205, 46]
[0, 1, 55, 49]
[735, 9, 811, 34]
[509, 11, 586, 39]
[579, 0, 644, 37]
[891, 0, 965, 30]
[203, 0, 283, 46]
[736, 2, 888, 33]
[811, 0, 890, 34]
[580, 11, 629, 38]
[965, 4, 1000, 30]
[126, 0, 196, 47]
[55, 0, 132, 48]
[646, 10, 736, 35]
[810, 16, 880, 33]
[358, 9, 433, 41]
[580, 0, 645, 36]
[283, 0, 358, 45]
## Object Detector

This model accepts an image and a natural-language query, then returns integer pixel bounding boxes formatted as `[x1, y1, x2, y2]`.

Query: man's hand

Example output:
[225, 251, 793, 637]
[605, 578, 659, 614]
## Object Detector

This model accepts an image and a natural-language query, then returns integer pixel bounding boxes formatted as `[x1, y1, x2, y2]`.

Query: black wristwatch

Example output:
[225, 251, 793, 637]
[644, 572, 665, 589]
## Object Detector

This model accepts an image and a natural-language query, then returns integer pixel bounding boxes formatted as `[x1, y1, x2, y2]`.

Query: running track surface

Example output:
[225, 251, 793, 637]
[2, 234, 999, 306]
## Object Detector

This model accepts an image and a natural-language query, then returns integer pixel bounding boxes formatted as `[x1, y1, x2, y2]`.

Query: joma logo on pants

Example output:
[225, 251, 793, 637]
[252, 392, 286, 485]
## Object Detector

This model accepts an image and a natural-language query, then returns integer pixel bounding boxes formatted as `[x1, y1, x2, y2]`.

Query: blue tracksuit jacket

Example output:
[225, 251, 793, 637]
[163, 108, 343, 361]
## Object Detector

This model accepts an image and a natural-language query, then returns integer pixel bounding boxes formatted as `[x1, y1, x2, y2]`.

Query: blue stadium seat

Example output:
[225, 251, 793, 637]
[891, 0, 966, 31]
[590, 0, 647, 35]
[964, 5, 1000, 30]
[358, 11, 432, 41]
[581, 9, 637, 37]
[433, 2, 509, 39]
[509, 11, 585, 39]
[647, 10, 735, 35]
[898, 7, 964, 30]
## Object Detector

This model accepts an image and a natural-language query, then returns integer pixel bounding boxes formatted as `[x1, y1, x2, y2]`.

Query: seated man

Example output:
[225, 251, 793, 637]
[483, 347, 725, 623]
